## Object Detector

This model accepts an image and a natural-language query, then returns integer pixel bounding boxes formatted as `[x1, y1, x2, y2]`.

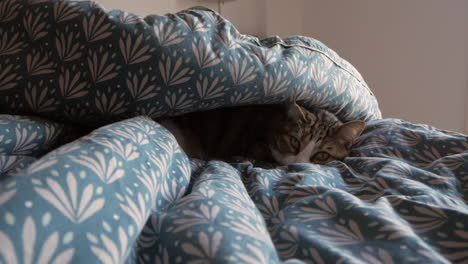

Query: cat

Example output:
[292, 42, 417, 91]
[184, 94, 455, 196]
[158, 103, 365, 166]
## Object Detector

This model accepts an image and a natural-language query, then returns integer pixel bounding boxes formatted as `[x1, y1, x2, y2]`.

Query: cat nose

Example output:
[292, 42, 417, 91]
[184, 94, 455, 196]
[296, 158, 310, 164]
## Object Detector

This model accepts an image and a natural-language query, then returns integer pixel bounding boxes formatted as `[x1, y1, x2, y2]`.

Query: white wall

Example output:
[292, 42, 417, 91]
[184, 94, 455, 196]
[88, 0, 178, 16]
[264, 0, 304, 38]
[220, 0, 266, 36]
[465, 2, 468, 134]
[298, 0, 468, 133]
[87, 0, 263, 36]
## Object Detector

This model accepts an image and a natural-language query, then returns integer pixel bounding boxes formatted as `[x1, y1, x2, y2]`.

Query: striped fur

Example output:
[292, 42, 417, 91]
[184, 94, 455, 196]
[158, 103, 365, 166]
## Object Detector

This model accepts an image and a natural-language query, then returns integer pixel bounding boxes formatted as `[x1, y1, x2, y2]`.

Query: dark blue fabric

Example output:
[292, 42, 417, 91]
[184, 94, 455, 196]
[0, 0, 380, 128]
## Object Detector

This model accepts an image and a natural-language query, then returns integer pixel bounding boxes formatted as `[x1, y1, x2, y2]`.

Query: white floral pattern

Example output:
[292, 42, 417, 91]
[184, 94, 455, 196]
[0, 1, 380, 129]
[0, 116, 467, 263]
[0, 1, 467, 264]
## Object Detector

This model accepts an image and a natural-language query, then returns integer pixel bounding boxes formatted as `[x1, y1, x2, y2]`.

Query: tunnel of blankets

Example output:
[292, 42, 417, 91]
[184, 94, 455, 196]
[0, 1, 467, 263]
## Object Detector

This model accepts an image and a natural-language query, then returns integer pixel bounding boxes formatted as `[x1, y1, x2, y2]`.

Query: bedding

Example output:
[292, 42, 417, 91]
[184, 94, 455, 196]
[1, 1, 468, 264]
[0, 0, 380, 126]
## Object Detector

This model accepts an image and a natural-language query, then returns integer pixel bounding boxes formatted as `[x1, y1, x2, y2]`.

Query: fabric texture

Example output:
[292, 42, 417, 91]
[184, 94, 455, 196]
[1, 1, 468, 264]
[0, 116, 191, 263]
[0, 115, 67, 177]
[0, 0, 380, 128]
[0, 117, 467, 263]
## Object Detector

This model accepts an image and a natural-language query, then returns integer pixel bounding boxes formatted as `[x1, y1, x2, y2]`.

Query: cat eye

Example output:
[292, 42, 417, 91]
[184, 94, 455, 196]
[313, 152, 330, 161]
[289, 136, 300, 152]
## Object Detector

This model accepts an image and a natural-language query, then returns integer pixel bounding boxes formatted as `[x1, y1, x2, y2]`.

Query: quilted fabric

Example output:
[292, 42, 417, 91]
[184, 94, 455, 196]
[1, 0, 468, 263]
[0, 117, 467, 263]
[0, 116, 191, 263]
[0, 115, 67, 177]
[0, 0, 380, 128]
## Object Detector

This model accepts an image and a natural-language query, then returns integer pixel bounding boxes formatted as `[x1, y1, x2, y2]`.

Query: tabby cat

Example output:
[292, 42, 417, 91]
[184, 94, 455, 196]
[158, 103, 365, 166]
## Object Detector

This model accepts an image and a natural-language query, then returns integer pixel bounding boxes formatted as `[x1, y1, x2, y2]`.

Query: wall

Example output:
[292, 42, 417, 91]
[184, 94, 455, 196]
[298, 0, 468, 133]
[83, 0, 263, 36]
[465, 1, 468, 134]
[264, 0, 304, 38]
[222, 0, 266, 36]
[87, 0, 178, 16]
[264, 0, 467, 133]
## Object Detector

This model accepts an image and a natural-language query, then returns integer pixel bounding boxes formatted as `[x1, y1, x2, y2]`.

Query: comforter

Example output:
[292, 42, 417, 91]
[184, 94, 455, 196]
[1, 1, 467, 263]
[1, 115, 467, 264]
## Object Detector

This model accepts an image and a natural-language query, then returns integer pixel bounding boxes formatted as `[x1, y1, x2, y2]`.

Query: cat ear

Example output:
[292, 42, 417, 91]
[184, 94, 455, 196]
[286, 102, 306, 121]
[335, 120, 365, 143]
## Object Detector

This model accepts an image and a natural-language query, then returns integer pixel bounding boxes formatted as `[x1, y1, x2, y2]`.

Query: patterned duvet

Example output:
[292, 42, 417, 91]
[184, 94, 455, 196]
[1, 115, 467, 263]
[0, 1, 467, 263]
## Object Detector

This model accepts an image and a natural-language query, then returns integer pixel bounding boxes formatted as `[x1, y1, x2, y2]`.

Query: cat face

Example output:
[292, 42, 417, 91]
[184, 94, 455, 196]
[269, 103, 365, 165]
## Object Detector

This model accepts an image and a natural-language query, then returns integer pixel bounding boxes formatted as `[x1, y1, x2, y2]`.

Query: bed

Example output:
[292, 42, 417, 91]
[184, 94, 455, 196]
[0, 1, 467, 263]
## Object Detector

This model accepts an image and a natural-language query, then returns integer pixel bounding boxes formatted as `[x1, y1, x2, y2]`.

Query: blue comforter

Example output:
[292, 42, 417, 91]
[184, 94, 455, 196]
[0, 1, 467, 263]
[0, 115, 467, 263]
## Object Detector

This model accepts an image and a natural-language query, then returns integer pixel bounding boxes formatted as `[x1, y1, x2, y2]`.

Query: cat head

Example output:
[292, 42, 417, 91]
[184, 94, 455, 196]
[269, 103, 365, 165]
